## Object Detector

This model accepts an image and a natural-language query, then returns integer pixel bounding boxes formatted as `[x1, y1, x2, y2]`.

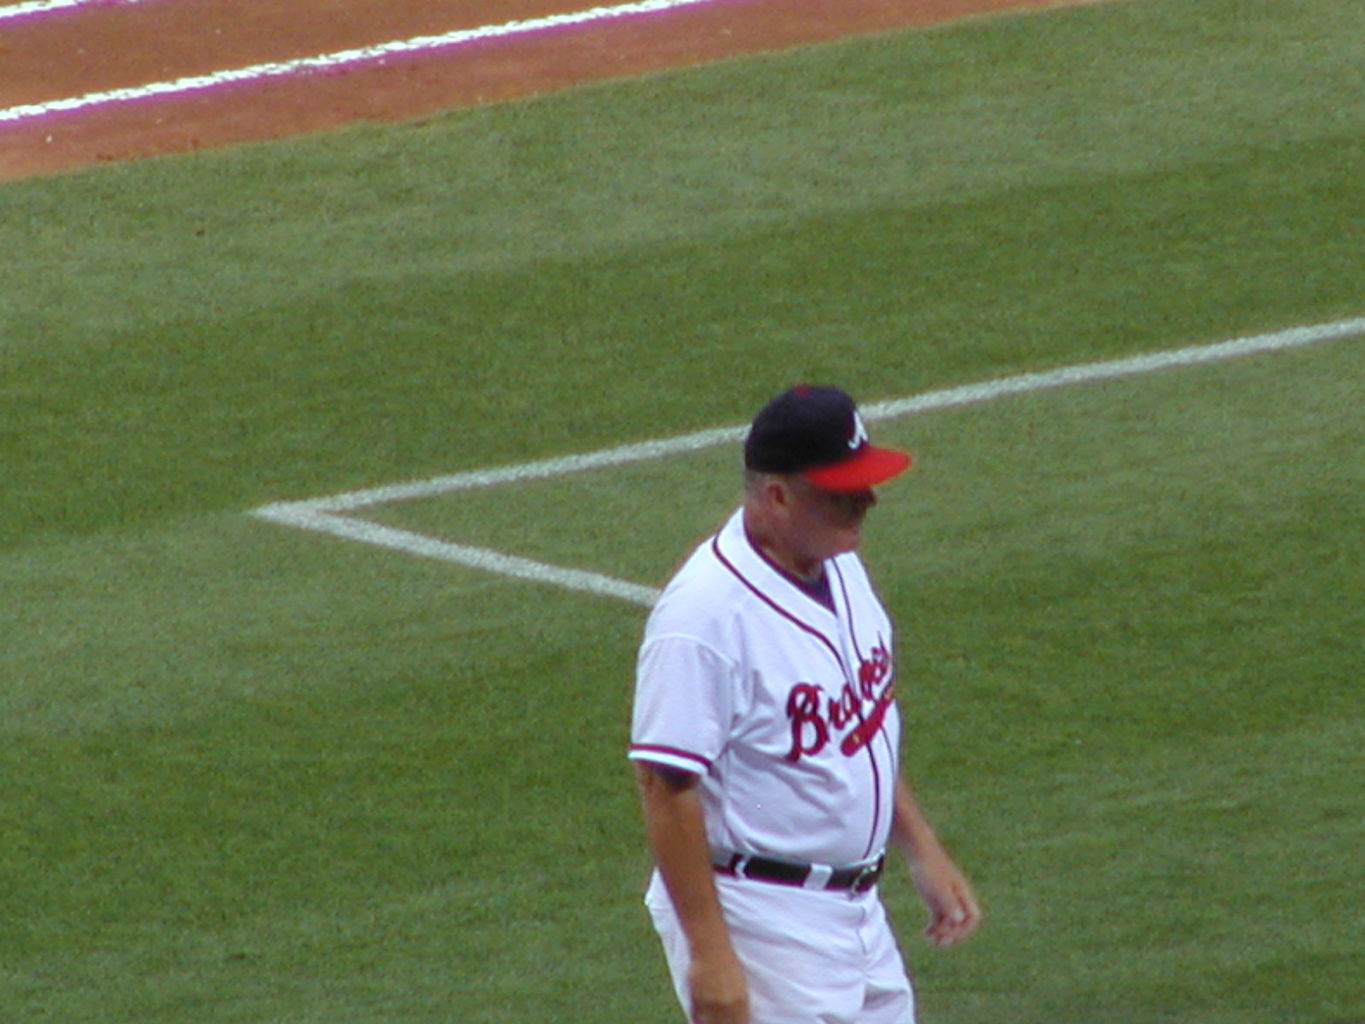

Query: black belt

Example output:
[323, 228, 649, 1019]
[714, 852, 885, 893]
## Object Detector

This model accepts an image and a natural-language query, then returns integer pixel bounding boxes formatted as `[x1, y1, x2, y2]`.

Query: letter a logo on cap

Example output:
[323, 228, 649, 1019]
[746, 385, 911, 491]
[849, 411, 869, 450]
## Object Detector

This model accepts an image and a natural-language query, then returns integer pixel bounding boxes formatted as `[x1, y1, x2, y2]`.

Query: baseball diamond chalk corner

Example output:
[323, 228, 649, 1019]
[250, 316, 1364, 605]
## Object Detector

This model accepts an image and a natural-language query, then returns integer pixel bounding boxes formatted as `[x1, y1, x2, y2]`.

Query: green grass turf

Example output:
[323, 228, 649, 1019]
[2, 0, 1363, 1020]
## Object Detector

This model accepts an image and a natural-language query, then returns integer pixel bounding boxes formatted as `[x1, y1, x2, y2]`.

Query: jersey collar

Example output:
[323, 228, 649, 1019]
[717, 509, 841, 621]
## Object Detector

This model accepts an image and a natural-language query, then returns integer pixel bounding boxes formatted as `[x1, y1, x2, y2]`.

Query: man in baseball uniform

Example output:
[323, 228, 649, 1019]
[630, 385, 980, 1024]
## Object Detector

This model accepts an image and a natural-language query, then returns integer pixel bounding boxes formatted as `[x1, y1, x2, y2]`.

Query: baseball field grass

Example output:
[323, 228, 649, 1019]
[2, 0, 1363, 1021]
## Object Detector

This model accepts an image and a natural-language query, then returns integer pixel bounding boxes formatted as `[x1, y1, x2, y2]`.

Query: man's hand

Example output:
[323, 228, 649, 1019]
[911, 847, 981, 947]
[687, 946, 750, 1024]
[889, 775, 982, 947]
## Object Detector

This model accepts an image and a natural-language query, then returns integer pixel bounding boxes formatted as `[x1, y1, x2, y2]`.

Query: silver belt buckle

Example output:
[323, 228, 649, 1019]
[847, 858, 883, 896]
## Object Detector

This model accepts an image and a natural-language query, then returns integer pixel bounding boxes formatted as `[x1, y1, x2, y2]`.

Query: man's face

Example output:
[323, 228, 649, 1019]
[783, 476, 878, 566]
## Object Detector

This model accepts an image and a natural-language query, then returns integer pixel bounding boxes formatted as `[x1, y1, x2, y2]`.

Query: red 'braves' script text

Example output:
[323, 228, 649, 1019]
[785, 643, 894, 762]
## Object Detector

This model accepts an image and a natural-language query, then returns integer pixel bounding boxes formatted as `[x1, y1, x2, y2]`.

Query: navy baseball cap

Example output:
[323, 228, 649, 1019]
[744, 385, 912, 492]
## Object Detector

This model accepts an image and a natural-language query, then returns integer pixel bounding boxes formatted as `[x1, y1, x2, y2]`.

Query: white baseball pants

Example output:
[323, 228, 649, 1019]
[645, 870, 916, 1024]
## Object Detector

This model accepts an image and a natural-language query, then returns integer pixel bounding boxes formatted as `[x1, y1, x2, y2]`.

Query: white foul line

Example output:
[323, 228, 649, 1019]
[0, 0, 722, 124]
[859, 315, 1365, 421]
[0, 0, 149, 21]
[252, 315, 1364, 606]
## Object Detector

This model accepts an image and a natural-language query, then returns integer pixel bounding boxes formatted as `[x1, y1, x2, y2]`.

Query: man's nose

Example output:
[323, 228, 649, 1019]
[850, 489, 876, 512]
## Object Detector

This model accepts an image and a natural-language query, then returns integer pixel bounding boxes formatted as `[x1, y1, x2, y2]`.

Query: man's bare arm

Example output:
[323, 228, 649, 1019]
[889, 775, 982, 947]
[635, 763, 750, 1024]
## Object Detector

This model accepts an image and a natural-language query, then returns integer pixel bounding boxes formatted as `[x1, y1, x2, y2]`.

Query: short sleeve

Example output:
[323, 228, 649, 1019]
[629, 634, 736, 775]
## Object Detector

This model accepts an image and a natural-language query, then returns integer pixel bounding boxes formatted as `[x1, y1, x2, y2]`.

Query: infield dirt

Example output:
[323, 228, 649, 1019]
[2, 0, 1107, 181]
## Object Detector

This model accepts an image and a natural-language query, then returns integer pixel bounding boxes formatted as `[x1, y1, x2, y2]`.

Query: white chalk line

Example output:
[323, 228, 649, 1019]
[0, 0, 721, 125]
[252, 315, 1365, 606]
[255, 505, 663, 607]
[0, 0, 151, 21]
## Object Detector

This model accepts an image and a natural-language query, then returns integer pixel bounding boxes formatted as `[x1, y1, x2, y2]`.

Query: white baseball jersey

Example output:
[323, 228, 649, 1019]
[630, 508, 902, 867]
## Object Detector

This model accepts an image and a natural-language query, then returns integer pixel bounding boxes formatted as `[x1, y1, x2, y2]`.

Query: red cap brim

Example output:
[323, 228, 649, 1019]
[803, 446, 912, 492]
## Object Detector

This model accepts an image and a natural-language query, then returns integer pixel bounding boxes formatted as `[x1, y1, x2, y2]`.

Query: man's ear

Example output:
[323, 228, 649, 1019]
[768, 476, 799, 514]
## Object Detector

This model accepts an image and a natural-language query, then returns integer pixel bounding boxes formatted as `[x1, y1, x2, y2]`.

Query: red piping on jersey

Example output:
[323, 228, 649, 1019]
[829, 558, 888, 859]
[630, 744, 712, 772]
[831, 561, 861, 654]
[709, 536, 850, 676]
